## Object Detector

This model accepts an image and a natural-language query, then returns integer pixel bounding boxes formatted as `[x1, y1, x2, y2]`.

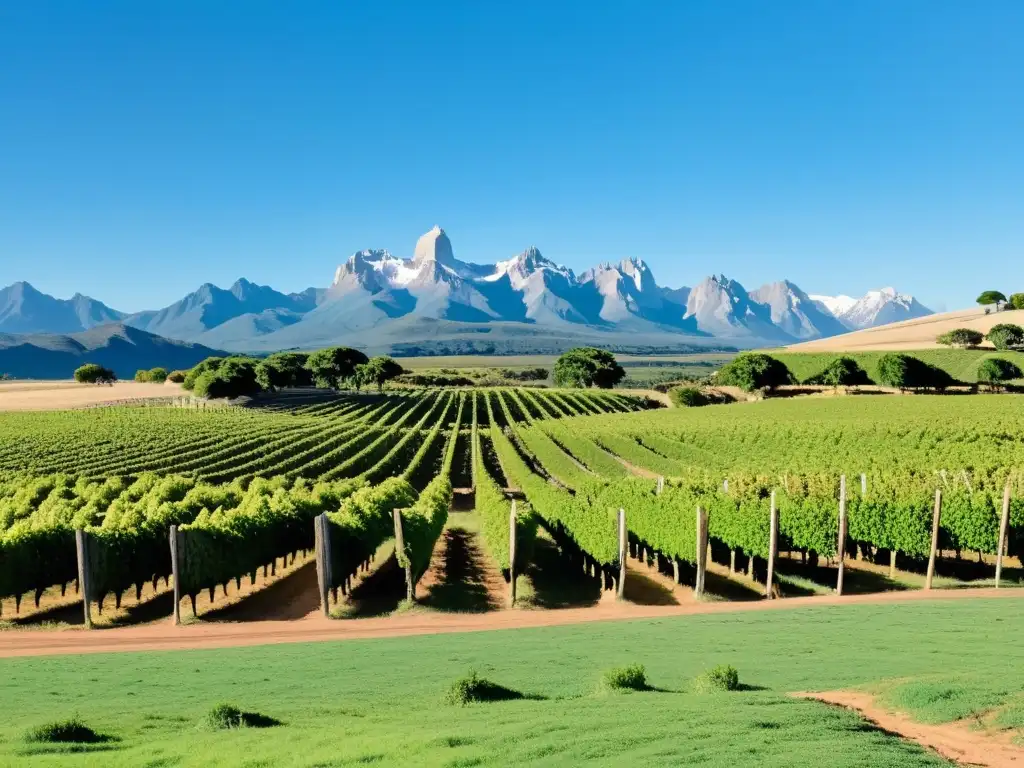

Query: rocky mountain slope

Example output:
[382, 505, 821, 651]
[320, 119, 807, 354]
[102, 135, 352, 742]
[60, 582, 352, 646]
[1, 227, 932, 354]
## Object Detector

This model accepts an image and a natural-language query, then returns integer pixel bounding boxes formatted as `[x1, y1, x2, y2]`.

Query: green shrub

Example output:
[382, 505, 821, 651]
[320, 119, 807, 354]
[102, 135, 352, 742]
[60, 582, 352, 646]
[203, 703, 280, 730]
[804, 356, 871, 387]
[937, 328, 983, 348]
[73, 364, 116, 385]
[716, 353, 793, 392]
[986, 323, 1024, 351]
[167, 370, 187, 384]
[669, 386, 710, 407]
[1010, 293, 1024, 311]
[25, 718, 106, 744]
[978, 358, 1023, 390]
[305, 346, 369, 389]
[602, 664, 648, 691]
[134, 367, 169, 383]
[693, 665, 740, 693]
[443, 672, 524, 705]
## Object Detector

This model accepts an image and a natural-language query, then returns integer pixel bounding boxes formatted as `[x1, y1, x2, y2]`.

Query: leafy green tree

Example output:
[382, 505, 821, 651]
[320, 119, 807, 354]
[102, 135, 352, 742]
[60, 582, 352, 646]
[74, 364, 117, 385]
[1010, 293, 1024, 310]
[715, 353, 794, 393]
[977, 290, 1007, 309]
[354, 356, 404, 392]
[986, 323, 1024, 351]
[305, 347, 369, 389]
[182, 357, 225, 391]
[977, 358, 1023, 391]
[552, 348, 626, 389]
[257, 352, 312, 390]
[166, 370, 187, 384]
[936, 328, 984, 348]
[147, 367, 168, 383]
[877, 353, 957, 391]
[805, 356, 871, 387]
[192, 358, 261, 399]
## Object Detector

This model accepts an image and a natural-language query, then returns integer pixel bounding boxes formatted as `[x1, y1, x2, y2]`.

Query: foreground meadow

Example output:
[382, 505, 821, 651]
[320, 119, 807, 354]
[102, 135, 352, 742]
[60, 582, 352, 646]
[1, 597, 1023, 766]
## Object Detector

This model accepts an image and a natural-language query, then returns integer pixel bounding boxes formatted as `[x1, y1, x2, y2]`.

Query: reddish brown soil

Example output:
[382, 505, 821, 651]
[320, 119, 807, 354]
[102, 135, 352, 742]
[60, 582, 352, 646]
[794, 690, 1024, 768]
[1, 585, 1021, 659]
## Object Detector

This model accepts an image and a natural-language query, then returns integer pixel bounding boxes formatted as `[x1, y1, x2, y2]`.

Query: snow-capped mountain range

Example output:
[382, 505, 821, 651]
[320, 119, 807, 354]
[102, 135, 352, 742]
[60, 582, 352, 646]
[1, 226, 933, 353]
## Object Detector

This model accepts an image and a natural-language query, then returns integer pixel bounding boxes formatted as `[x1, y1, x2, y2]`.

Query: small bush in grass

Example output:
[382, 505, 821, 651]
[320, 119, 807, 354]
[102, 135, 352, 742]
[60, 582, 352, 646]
[602, 664, 648, 691]
[204, 703, 281, 730]
[25, 718, 106, 744]
[693, 665, 740, 693]
[443, 672, 524, 705]
[669, 386, 710, 407]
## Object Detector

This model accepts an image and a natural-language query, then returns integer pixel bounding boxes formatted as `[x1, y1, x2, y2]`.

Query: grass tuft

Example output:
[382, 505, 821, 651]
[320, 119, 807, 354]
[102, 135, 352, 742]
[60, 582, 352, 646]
[443, 672, 524, 705]
[602, 664, 648, 692]
[693, 665, 740, 694]
[25, 718, 108, 744]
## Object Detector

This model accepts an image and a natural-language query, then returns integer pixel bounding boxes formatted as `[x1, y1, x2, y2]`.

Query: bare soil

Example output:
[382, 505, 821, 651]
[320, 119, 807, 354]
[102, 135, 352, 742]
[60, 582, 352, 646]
[0, 380, 182, 411]
[2, 583, 1021, 659]
[793, 690, 1024, 767]
[787, 307, 1024, 352]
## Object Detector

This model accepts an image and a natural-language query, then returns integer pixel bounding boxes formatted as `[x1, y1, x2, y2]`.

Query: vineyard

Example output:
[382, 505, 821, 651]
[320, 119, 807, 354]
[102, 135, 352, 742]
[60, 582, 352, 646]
[2, 389, 1024, 622]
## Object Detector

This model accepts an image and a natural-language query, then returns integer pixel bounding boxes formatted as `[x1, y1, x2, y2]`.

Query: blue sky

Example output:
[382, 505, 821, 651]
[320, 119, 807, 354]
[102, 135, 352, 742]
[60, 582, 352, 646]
[1, 1, 1021, 313]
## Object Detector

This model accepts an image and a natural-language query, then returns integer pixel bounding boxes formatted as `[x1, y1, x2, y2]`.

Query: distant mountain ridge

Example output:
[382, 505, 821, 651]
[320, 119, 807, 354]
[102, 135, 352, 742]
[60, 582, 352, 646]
[1, 226, 933, 354]
[0, 323, 224, 380]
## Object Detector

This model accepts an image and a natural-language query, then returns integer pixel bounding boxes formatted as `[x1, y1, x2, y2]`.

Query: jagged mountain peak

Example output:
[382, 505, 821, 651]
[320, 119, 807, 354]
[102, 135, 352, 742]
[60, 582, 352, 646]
[413, 225, 456, 266]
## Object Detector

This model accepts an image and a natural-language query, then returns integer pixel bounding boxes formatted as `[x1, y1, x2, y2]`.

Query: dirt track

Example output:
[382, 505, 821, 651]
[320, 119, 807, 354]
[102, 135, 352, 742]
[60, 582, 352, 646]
[795, 690, 1024, 768]
[1, 586, 1020, 660]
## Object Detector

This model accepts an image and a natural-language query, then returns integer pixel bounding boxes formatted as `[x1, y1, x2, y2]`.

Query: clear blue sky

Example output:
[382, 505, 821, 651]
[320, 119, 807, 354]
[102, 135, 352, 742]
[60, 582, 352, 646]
[1, 1, 1021, 313]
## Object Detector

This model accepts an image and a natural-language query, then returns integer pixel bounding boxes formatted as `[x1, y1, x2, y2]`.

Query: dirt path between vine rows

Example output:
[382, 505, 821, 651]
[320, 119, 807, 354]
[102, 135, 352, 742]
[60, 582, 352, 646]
[1, 586, 1021, 660]
[793, 690, 1024, 767]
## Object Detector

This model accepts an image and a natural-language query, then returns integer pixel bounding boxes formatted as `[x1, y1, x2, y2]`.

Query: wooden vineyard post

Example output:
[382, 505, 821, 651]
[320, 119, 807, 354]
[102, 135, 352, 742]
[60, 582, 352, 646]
[836, 476, 847, 596]
[766, 490, 778, 599]
[314, 514, 333, 617]
[508, 501, 518, 607]
[74, 529, 92, 629]
[656, 476, 665, 495]
[616, 508, 626, 599]
[393, 508, 414, 602]
[861, 474, 867, 497]
[925, 488, 942, 590]
[168, 525, 181, 626]
[695, 506, 708, 597]
[996, 484, 1011, 588]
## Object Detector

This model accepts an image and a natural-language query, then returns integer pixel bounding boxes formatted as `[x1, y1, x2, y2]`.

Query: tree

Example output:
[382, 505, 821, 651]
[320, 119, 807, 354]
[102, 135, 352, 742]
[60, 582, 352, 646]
[552, 348, 626, 389]
[715, 353, 794, 393]
[167, 370, 187, 384]
[986, 323, 1024, 351]
[305, 347, 369, 389]
[877, 353, 957, 391]
[805, 356, 871, 387]
[192, 357, 261, 399]
[1010, 293, 1024, 311]
[183, 357, 225, 391]
[977, 291, 1007, 310]
[74, 364, 117, 385]
[977, 358, 1023, 392]
[354, 356, 404, 392]
[257, 352, 312, 390]
[937, 328, 984, 348]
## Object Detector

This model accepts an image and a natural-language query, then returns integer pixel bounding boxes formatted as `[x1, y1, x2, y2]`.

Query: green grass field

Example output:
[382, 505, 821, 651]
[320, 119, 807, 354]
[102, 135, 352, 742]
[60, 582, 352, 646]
[2, 598, 1023, 766]
[772, 348, 1024, 385]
